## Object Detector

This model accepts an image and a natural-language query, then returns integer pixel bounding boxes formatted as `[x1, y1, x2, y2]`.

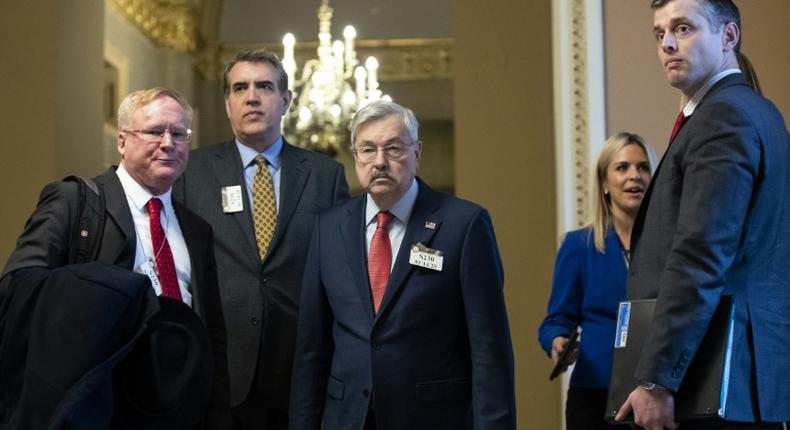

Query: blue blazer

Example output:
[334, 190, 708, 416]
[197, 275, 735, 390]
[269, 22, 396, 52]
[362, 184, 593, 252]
[538, 227, 626, 389]
[289, 179, 516, 430]
[629, 74, 790, 422]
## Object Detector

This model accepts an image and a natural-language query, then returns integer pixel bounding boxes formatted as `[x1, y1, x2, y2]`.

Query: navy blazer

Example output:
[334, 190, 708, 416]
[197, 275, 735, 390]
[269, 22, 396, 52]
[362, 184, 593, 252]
[289, 179, 516, 430]
[538, 227, 626, 389]
[629, 74, 790, 422]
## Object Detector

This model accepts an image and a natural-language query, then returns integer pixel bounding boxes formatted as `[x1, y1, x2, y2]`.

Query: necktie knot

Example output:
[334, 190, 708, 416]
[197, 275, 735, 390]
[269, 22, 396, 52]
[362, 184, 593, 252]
[376, 211, 394, 230]
[669, 111, 687, 144]
[147, 197, 163, 217]
[253, 155, 267, 168]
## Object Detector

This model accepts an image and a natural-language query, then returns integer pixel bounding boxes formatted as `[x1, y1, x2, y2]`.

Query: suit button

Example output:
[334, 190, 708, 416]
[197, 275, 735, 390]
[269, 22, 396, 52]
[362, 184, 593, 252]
[372, 342, 381, 350]
[250, 317, 260, 325]
[362, 389, 370, 398]
[261, 278, 268, 284]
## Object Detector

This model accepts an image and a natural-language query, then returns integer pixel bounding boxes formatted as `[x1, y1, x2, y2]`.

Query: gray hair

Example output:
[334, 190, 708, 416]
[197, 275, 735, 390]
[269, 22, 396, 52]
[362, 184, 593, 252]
[349, 100, 419, 147]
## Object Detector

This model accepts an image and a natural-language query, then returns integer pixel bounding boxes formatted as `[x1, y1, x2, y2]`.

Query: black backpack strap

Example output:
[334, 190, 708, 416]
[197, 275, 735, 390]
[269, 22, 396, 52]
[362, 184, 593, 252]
[63, 175, 106, 264]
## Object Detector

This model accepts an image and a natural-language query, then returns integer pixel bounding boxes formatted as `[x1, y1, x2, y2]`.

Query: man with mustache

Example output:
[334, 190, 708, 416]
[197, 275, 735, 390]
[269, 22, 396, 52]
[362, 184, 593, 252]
[615, 1, 790, 429]
[289, 100, 516, 429]
[174, 50, 349, 429]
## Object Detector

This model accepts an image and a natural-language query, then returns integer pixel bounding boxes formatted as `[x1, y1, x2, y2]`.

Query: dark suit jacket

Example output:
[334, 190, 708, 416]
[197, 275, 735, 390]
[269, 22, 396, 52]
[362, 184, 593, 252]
[538, 227, 627, 390]
[289, 179, 516, 430]
[628, 74, 790, 422]
[173, 139, 349, 409]
[1, 168, 230, 428]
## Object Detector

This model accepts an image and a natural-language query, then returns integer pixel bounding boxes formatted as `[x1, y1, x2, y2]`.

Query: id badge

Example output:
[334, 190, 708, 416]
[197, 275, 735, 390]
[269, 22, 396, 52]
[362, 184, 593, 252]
[409, 242, 444, 271]
[222, 185, 244, 213]
[139, 259, 161, 290]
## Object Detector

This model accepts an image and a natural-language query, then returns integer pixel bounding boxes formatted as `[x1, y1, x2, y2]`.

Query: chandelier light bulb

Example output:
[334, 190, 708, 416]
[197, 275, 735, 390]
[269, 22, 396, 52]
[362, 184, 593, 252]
[342, 89, 356, 106]
[343, 25, 356, 40]
[283, 33, 296, 47]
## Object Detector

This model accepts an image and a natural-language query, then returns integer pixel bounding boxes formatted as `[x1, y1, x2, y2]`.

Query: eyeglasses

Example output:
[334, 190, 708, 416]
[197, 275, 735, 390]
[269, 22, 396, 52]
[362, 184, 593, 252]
[352, 143, 414, 163]
[122, 127, 193, 144]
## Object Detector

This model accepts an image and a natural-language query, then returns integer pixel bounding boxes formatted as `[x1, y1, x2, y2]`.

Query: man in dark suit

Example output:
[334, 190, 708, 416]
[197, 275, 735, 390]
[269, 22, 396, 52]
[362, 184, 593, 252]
[289, 100, 516, 429]
[173, 49, 349, 428]
[615, 1, 790, 429]
[1, 87, 230, 428]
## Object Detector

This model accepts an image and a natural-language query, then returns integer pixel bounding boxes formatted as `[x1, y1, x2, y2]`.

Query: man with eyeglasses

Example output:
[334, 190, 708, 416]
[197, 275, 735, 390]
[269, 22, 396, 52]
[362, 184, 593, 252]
[1, 87, 230, 428]
[173, 49, 349, 429]
[289, 100, 516, 429]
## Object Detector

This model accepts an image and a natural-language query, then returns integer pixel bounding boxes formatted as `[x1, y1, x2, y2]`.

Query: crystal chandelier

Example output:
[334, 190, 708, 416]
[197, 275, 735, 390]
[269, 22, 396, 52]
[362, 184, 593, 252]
[281, 0, 389, 156]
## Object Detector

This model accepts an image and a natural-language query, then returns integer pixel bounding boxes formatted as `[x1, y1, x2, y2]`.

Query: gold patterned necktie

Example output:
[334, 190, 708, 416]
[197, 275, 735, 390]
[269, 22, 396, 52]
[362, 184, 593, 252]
[252, 155, 277, 260]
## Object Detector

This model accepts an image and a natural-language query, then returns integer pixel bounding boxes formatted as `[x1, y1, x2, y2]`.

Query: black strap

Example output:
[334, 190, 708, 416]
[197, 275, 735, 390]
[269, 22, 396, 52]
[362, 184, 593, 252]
[63, 175, 106, 264]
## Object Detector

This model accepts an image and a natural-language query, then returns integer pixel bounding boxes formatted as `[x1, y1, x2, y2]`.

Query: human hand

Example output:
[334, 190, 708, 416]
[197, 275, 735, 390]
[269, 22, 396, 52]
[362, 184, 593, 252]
[550, 335, 578, 367]
[614, 385, 676, 430]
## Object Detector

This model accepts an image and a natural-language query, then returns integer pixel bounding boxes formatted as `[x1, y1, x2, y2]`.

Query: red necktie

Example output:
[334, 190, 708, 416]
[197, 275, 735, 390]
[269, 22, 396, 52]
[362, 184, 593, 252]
[368, 211, 394, 314]
[147, 198, 182, 301]
[669, 111, 687, 145]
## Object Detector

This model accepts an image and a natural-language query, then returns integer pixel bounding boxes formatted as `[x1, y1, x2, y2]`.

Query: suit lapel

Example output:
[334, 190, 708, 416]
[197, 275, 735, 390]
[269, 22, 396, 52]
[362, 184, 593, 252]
[633, 74, 747, 256]
[174, 201, 203, 314]
[341, 197, 375, 324]
[268, 141, 309, 259]
[210, 141, 259, 266]
[94, 169, 136, 267]
[375, 180, 441, 322]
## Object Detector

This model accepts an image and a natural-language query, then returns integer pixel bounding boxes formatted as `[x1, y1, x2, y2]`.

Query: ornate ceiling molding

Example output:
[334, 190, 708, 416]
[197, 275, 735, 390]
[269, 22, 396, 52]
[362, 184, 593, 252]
[107, 0, 199, 52]
[210, 38, 454, 82]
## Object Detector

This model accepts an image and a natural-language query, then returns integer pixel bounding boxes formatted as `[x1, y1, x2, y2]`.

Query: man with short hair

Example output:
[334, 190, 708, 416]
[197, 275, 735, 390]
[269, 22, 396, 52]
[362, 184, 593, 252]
[615, 1, 790, 429]
[2, 87, 230, 428]
[289, 100, 516, 429]
[174, 49, 349, 428]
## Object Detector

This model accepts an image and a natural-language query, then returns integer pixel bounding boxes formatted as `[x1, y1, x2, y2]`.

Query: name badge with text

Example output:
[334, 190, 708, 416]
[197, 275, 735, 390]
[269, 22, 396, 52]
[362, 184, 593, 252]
[139, 259, 161, 291]
[222, 185, 244, 213]
[409, 242, 444, 271]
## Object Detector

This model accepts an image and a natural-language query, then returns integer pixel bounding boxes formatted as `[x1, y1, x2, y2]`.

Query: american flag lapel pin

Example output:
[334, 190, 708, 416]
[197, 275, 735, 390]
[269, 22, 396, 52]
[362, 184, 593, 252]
[425, 221, 436, 230]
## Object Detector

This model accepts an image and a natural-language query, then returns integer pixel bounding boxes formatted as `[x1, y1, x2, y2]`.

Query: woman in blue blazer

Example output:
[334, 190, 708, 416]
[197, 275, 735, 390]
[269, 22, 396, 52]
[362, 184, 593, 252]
[538, 132, 654, 429]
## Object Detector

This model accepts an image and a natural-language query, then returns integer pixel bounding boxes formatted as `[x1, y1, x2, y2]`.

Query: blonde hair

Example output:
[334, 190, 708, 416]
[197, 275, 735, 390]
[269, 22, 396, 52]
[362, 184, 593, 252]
[590, 132, 654, 252]
[117, 87, 193, 130]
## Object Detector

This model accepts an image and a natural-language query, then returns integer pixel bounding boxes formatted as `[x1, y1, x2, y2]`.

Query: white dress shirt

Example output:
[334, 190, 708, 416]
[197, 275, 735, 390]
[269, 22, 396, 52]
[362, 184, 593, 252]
[116, 163, 193, 306]
[364, 178, 419, 270]
[683, 69, 741, 117]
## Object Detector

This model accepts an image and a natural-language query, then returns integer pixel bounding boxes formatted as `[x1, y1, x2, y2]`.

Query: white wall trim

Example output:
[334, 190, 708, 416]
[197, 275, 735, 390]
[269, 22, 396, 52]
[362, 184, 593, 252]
[551, 0, 606, 427]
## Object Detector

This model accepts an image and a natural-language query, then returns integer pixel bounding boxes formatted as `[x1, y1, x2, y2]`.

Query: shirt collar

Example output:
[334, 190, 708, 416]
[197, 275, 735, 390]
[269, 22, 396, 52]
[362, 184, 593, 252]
[236, 136, 283, 170]
[116, 163, 173, 213]
[683, 69, 741, 117]
[365, 178, 419, 226]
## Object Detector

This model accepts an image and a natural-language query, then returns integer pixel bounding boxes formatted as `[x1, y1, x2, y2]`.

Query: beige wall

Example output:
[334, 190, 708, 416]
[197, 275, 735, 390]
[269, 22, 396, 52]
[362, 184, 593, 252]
[605, 0, 790, 155]
[0, 0, 104, 265]
[453, 1, 560, 428]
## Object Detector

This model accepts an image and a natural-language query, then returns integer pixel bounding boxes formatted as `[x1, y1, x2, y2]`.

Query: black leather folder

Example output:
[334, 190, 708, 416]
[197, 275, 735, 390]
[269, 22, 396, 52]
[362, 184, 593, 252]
[605, 295, 735, 424]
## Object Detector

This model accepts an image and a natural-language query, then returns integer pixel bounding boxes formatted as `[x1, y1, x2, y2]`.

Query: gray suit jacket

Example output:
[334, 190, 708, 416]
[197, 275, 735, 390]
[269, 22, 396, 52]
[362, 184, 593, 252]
[628, 74, 790, 422]
[173, 139, 349, 409]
